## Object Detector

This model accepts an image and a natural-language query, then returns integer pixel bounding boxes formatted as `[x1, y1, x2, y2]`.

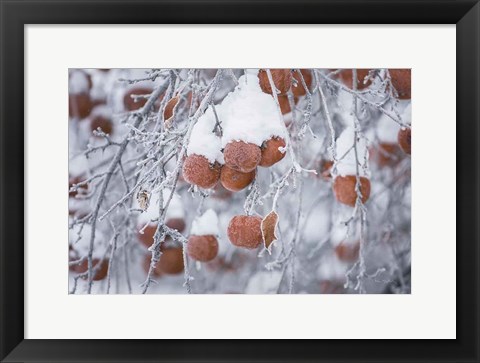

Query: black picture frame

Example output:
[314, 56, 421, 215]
[1, 1, 478, 362]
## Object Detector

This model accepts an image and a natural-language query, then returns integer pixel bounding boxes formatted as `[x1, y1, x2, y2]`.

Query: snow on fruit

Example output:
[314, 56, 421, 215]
[218, 70, 288, 172]
[187, 209, 220, 262]
[334, 126, 369, 178]
[333, 126, 371, 207]
[368, 112, 403, 167]
[223, 141, 261, 173]
[184, 105, 224, 189]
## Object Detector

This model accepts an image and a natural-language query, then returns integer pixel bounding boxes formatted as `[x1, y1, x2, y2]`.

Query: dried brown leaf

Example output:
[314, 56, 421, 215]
[164, 95, 180, 123]
[261, 211, 279, 252]
[136, 190, 150, 211]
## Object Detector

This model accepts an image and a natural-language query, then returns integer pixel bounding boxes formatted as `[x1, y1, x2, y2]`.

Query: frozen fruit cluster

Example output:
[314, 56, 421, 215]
[183, 70, 299, 193]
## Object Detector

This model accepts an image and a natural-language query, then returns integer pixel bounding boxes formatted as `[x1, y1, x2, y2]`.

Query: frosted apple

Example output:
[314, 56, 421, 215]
[223, 141, 261, 173]
[182, 154, 221, 189]
[187, 235, 219, 262]
[227, 215, 263, 249]
[220, 165, 255, 192]
[259, 137, 286, 167]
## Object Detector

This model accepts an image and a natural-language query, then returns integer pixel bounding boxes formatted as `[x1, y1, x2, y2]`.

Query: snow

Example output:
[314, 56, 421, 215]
[368, 181, 390, 213]
[69, 224, 106, 258]
[302, 204, 331, 246]
[190, 209, 219, 236]
[365, 100, 411, 143]
[69, 70, 90, 94]
[401, 101, 412, 126]
[329, 220, 360, 247]
[68, 154, 89, 177]
[329, 223, 350, 247]
[334, 89, 355, 127]
[163, 189, 184, 219]
[89, 74, 107, 101]
[68, 198, 89, 216]
[216, 212, 236, 256]
[188, 70, 289, 162]
[376, 113, 401, 143]
[136, 188, 185, 225]
[110, 69, 155, 113]
[245, 270, 282, 294]
[218, 71, 287, 147]
[317, 257, 348, 281]
[91, 104, 113, 119]
[334, 126, 370, 177]
[282, 111, 293, 126]
[187, 106, 224, 164]
[86, 69, 118, 102]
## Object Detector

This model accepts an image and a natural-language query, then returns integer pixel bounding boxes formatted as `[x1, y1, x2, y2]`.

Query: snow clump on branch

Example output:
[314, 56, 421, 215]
[190, 209, 219, 236]
[220, 69, 287, 147]
[334, 126, 370, 178]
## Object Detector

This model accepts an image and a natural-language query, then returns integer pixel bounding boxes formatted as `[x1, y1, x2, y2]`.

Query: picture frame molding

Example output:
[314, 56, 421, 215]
[1, 1, 478, 362]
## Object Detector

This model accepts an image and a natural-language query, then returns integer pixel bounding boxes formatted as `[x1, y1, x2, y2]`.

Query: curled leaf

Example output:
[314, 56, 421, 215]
[137, 190, 150, 211]
[261, 211, 279, 253]
[164, 95, 180, 125]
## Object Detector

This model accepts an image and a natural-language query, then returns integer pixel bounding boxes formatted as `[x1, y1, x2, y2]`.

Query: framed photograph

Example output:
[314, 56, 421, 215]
[1, 0, 478, 362]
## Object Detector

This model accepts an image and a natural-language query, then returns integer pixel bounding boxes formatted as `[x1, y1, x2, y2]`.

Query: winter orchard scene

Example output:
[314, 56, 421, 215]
[68, 68, 411, 294]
